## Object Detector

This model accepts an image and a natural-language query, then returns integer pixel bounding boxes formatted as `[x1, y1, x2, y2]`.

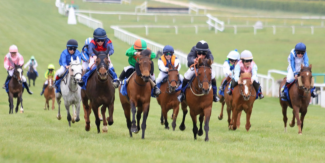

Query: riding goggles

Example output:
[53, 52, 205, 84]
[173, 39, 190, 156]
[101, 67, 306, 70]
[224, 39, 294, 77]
[68, 47, 77, 51]
[164, 52, 173, 56]
[243, 59, 253, 63]
[229, 59, 237, 62]
[296, 51, 305, 55]
[197, 51, 207, 56]
[96, 39, 105, 42]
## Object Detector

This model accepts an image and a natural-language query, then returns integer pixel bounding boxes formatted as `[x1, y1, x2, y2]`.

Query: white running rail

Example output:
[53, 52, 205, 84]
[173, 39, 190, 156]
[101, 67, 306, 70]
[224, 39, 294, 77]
[76, 13, 103, 29]
[189, 2, 206, 15]
[206, 14, 225, 32]
[135, 1, 147, 13]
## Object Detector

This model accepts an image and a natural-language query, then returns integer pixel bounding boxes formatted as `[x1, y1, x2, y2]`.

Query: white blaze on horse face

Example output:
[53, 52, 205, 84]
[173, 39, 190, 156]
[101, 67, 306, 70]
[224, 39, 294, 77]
[243, 80, 248, 95]
[49, 78, 52, 87]
[307, 72, 309, 76]
[17, 68, 22, 79]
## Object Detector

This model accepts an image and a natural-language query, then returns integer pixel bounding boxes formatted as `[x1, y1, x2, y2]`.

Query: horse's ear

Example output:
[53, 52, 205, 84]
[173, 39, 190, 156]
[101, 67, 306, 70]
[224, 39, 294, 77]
[309, 64, 312, 69]
[301, 64, 304, 70]
[175, 64, 179, 70]
[71, 56, 74, 63]
[105, 46, 110, 55]
[76, 56, 80, 64]
[208, 59, 212, 66]
[198, 58, 203, 65]
[168, 64, 172, 69]
[93, 48, 99, 56]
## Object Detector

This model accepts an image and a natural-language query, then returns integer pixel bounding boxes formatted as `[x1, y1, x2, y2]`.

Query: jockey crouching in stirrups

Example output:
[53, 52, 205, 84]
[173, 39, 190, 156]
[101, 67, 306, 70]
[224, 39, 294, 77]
[23, 56, 38, 77]
[81, 37, 92, 72]
[156, 45, 183, 90]
[78, 28, 120, 88]
[219, 49, 240, 95]
[177, 40, 219, 102]
[40, 64, 56, 95]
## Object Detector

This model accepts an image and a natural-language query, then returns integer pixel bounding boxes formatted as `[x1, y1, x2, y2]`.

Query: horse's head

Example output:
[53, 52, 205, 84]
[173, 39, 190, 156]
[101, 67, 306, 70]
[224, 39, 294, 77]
[196, 58, 212, 95]
[136, 49, 152, 82]
[299, 64, 313, 94]
[48, 75, 54, 89]
[29, 62, 34, 72]
[69, 56, 83, 83]
[93, 48, 110, 81]
[239, 73, 253, 101]
[13, 64, 23, 84]
[167, 64, 180, 93]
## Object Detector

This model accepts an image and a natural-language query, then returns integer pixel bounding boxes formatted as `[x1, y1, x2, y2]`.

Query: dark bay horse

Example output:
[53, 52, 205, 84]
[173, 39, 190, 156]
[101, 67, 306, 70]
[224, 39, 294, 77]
[218, 77, 241, 128]
[119, 49, 152, 139]
[157, 64, 188, 131]
[27, 63, 37, 86]
[185, 58, 213, 141]
[230, 73, 256, 131]
[279, 64, 313, 134]
[81, 48, 115, 133]
[8, 64, 24, 114]
[44, 75, 55, 110]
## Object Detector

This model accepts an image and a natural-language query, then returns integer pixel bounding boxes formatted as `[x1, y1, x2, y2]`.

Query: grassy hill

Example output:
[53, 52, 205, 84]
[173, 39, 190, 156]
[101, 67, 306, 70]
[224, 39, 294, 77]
[0, 0, 325, 162]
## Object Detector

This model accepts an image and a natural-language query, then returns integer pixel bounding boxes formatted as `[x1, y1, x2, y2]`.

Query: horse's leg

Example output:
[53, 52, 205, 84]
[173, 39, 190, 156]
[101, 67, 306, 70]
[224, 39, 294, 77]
[135, 106, 142, 133]
[281, 103, 288, 132]
[218, 101, 225, 120]
[20, 95, 24, 113]
[292, 106, 302, 134]
[52, 97, 55, 110]
[9, 93, 14, 114]
[15, 94, 20, 113]
[56, 94, 62, 120]
[107, 102, 114, 126]
[122, 103, 132, 137]
[231, 108, 238, 130]
[198, 113, 204, 136]
[227, 105, 232, 128]
[179, 102, 188, 131]
[101, 105, 108, 133]
[289, 110, 296, 128]
[160, 110, 164, 125]
[141, 103, 150, 139]
[204, 107, 212, 141]
[33, 79, 35, 86]
[91, 103, 101, 133]
[172, 105, 180, 131]
[46, 98, 50, 110]
[75, 102, 81, 122]
[190, 111, 198, 140]
[65, 103, 72, 127]
[28, 78, 30, 87]
[82, 99, 91, 131]
[98, 107, 103, 121]
[237, 110, 242, 129]
[71, 105, 75, 124]
[245, 108, 252, 131]
[300, 110, 307, 133]
[162, 106, 169, 130]
[130, 101, 138, 133]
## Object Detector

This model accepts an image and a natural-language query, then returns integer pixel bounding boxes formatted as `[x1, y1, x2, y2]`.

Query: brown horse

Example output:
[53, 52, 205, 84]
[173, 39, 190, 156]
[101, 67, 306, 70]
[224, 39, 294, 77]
[81, 48, 115, 133]
[218, 77, 241, 128]
[279, 64, 313, 134]
[184, 58, 213, 141]
[119, 49, 152, 139]
[44, 75, 55, 110]
[8, 64, 24, 114]
[230, 73, 256, 131]
[27, 63, 37, 87]
[157, 64, 188, 131]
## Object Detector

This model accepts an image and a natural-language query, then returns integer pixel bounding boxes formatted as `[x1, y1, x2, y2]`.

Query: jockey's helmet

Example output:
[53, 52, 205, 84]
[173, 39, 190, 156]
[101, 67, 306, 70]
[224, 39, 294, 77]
[66, 39, 78, 47]
[48, 64, 55, 70]
[84, 37, 92, 45]
[163, 45, 174, 54]
[195, 40, 209, 54]
[240, 50, 253, 60]
[31, 56, 35, 60]
[133, 39, 147, 50]
[9, 45, 18, 53]
[93, 28, 107, 40]
[227, 50, 240, 60]
[295, 42, 306, 52]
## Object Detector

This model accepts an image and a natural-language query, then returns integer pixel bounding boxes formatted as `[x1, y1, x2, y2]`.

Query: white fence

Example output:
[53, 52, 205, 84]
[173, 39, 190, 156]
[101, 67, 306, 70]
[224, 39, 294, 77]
[206, 14, 225, 32]
[135, 1, 147, 13]
[189, 2, 206, 15]
[76, 14, 103, 29]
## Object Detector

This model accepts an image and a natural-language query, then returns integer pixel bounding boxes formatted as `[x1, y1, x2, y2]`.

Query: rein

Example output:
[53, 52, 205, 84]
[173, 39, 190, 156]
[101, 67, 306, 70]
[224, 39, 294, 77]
[189, 62, 212, 96]
[166, 68, 180, 94]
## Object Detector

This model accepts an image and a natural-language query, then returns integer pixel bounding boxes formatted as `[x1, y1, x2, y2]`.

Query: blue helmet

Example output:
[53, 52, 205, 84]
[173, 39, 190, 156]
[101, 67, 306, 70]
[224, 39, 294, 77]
[66, 39, 78, 47]
[93, 28, 107, 40]
[295, 42, 306, 52]
[163, 45, 174, 54]
[84, 37, 92, 45]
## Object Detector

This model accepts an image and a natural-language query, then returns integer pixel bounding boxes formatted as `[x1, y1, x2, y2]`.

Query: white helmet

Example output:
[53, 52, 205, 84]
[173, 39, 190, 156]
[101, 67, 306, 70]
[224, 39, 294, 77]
[240, 50, 253, 60]
[227, 50, 240, 60]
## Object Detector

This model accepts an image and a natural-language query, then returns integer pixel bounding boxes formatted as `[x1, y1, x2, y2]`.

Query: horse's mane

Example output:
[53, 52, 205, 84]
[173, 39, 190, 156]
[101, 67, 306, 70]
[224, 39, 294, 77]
[198, 59, 211, 68]
[140, 49, 151, 57]
[301, 67, 311, 72]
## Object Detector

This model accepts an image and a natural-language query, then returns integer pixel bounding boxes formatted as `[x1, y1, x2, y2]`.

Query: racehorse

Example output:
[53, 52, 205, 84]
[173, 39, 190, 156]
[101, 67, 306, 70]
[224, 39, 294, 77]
[44, 75, 55, 110]
[279, 64, 313, 134]
[218, 77, 241, 128]
[81, 48, 115, 133]
[8, 64, 24, 114]
[229, 73, 256, 131]
[55, 57, 82, 127]
[27, 62, 37, 87]
[157, 64, 188, 131]
[185, 58, 213, 141]
[119, 49, 153, 139]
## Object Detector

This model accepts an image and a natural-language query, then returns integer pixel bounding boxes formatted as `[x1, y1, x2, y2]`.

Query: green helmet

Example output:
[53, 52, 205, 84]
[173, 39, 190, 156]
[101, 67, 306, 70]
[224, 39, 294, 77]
[48, 64, 55, 69]
[31, 56, 35, 60]
[133, 39, 147, 50]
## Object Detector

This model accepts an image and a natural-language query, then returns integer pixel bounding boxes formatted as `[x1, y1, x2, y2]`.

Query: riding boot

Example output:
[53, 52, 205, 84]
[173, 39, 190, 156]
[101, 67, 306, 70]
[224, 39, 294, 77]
[109, 68, 120, 88]
[22, 82, 33, 95]
[2, 76, 11, 89]
[227, 79, 237, 95]
[212, 79, 220, 102]
[280, 82, 289, 99]
[149, 79, 161, 97]
[119, 70, 126, 81]
[253, 81, 264, 99]
[219, 79, 227, 92]
[40, 84, 48, 96]
[177, 79, 189, 102]
[311, 87, 318, 98]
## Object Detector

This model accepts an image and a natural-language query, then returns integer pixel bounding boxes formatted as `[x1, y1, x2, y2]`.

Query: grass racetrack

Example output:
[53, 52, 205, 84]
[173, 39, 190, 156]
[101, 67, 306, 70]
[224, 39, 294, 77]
[0, 0, 325, 162]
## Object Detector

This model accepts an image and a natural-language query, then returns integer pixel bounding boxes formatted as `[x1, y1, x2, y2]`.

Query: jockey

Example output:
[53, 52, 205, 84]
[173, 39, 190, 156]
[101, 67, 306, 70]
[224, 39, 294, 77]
[54, 39, 83, 93]
[3, 45, 33, 94]
[219, 49, 240, 92]
[118, 39, 161, 97]
[78, 28, 120, 88]
[227, 50, 264, 99]
[81, 37, 92, 71]
[40, 64, 56, 95]
[156, 45, 183, 88]
[23, 56, 38, 77]
[177, 40, 219, 102]
[280, 42, 317, 98]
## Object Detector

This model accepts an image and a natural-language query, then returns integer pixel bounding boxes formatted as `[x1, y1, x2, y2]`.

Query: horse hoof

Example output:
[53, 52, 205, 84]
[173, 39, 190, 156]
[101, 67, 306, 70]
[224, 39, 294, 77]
[298, 133, 302, 135]
[72, 119, 75, 123]
[20, 110, 24, 113]
[161, 122, 164, 125]
[198, 130, 203, 136]
[102, 126, 108, 133]
[75, 117, 80, 122]
[289, 123, 295, 127]
[165, 126, 170, 130]
[131, 127, 138, 133]
[85, 125, 90, 131]
[205, 138, 209, 142]
[57, 115, 61, 120]
[108, 121, 114, 126]
[179, 125, 186, 131]
[218, 115, 223, 120]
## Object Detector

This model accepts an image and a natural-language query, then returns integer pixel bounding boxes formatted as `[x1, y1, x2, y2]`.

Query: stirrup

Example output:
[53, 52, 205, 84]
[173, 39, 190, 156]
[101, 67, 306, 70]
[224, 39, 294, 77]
[155, 86, 161, 96]
[259, 94, 264, 99]
[177, 93, 184, 102]
[213, 95, 220, 102]
[112, 79, 120, 88]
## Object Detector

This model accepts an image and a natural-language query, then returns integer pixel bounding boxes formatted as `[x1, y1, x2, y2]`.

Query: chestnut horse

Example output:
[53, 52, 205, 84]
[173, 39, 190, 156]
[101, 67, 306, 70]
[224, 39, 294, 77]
[8, 64, 24, 114]
[230, 73, 256, 131]
[157, 64, 188, 131]
[81, 48, 115, 133]
[44, 75, 55, 110]
[279, 64, 313, 134]
[119, 49, 152, 139]
[218, 77, 241, 128]
[185, 58, 213, 141]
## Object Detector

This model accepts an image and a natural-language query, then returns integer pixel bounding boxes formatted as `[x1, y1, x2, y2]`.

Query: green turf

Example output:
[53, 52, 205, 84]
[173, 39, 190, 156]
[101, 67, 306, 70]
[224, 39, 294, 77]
[1, 0, 325, 163]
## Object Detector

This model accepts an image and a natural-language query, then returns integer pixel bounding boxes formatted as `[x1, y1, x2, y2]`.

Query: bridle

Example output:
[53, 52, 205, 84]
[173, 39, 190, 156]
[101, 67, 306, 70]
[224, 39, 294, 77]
[166, 68, 180, 94]
[68, 63, 82, 92]
[190, 63, 212, 96]
[12, 67, 23, 84]
[96, 54, 110, 81]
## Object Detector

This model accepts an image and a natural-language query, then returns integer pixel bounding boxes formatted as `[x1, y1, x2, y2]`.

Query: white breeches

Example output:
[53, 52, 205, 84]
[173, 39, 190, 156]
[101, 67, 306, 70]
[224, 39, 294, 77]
[45, 80, 48, 85]
[8, 69, 26, 82]
[82, 61, 89, 71]
[184, 68, 215, 80]
[286, 67, 295, 83]
[56, 66, 67, 77]
[156, 72, 184, 84]
[124, 65, 134, 72]
[151, 74, 155, 81]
